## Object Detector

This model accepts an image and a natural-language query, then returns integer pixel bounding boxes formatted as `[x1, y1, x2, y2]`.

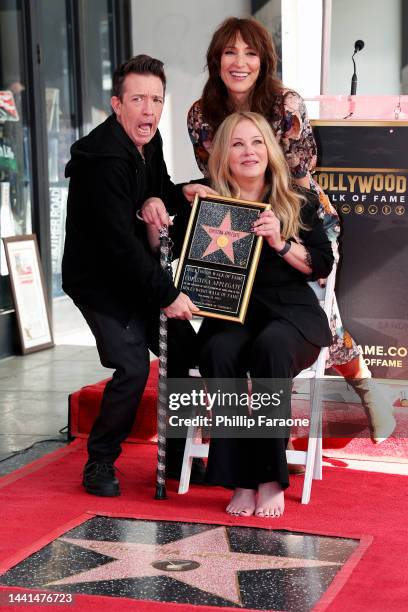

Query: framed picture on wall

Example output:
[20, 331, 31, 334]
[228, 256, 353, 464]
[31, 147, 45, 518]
[3, 234, 54, 354]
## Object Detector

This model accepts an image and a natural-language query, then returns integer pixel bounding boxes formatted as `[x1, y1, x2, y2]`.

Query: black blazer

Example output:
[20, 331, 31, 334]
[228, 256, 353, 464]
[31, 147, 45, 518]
[251, 194, 334, 347]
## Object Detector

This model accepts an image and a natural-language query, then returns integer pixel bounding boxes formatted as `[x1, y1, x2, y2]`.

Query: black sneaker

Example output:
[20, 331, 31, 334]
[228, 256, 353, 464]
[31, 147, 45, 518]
[83, 461, 120, 497]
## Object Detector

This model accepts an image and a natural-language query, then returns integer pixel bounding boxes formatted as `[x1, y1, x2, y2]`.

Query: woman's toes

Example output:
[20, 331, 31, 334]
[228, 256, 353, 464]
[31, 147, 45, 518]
[239, 508, 251, 516]
[256, 482, 285, 518]
[226, 488, 256, 517]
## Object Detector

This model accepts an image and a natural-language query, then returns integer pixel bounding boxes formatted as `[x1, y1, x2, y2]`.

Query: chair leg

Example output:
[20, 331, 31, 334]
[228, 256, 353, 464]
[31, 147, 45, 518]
[313, 379, 323, 481]
[301, 378, 322, 503]
[178, 455, 193, 494]
[178, 426, 196, 494]
[302, 435, 317, 504]
[314, 435, 323, 480]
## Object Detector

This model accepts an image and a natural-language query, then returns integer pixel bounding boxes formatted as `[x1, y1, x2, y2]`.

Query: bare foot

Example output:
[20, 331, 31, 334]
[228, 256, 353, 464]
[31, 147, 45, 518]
[255, 482, 285, 518]
[226, 488, 256, 516]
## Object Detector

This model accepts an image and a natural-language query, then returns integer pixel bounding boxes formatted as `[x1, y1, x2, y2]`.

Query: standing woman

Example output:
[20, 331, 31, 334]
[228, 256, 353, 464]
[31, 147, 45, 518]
[187, 17, 395, 442]
[200, 111, 333, 516]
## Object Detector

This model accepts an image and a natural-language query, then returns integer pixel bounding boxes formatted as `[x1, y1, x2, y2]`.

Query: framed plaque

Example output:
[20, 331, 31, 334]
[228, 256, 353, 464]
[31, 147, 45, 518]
[3, 234, 54, 354]
[174, 194, 269, 323]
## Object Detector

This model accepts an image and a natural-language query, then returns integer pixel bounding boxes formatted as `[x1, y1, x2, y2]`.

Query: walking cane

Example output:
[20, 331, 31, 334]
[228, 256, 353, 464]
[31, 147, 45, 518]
[155, 225, 173, 500]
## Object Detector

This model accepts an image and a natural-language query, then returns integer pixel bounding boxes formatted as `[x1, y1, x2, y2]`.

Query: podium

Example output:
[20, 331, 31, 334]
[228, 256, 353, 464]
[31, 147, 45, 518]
[304, 96, 408, 383]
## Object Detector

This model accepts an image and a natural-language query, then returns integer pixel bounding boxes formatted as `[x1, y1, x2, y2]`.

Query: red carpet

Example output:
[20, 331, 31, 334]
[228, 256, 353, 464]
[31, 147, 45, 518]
[291, 398, 408, 462]
[0, 439, 407, 611]
[69, 361, 408, 463]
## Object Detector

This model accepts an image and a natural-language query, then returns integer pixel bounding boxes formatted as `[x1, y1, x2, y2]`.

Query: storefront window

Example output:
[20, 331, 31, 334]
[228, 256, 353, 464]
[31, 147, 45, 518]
[39, 0, 78, 298]
[80, 0, 115, 134]
[0, 0, 32, 312]
[0, 0, 129, 355]
[39, 0, 115, 299]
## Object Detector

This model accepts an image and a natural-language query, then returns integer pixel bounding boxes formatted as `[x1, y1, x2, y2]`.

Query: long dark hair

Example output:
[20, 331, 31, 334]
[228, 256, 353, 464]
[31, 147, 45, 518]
[201, 17, 283, 132]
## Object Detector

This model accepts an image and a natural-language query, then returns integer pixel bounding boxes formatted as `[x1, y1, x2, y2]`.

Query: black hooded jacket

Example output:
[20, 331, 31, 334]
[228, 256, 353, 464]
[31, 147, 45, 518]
[62, 114, 185, 321]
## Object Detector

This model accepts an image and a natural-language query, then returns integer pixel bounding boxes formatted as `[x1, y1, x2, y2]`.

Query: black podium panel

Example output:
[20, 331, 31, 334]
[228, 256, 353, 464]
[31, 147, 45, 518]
[313, 121, 408, 379]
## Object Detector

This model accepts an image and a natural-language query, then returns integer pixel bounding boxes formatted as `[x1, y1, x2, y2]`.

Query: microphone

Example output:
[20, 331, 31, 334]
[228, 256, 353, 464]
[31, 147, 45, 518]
[354, 40, 365, 53]
[350, 40, 365, 95]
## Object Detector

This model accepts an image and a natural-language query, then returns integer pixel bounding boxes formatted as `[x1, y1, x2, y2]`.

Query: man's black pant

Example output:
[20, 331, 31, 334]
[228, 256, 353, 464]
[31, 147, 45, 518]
[78, 304, 197, 464]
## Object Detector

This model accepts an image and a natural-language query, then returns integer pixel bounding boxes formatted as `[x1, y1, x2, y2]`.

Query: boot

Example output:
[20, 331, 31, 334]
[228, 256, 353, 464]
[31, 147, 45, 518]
[345, 378, 396, 443]
[334, 356, 396, 443]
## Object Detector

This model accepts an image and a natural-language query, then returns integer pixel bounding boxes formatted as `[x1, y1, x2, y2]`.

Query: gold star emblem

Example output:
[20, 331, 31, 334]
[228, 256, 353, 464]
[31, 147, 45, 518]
[201, 211, 250, 263]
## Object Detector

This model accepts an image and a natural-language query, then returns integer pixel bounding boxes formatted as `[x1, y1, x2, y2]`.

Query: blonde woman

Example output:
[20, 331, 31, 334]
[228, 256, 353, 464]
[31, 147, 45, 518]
[194, 112, 334, 517]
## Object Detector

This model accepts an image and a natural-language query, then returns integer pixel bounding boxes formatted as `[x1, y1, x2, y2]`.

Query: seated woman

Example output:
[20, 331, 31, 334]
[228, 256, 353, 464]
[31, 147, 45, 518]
[196, 111, 333, 518]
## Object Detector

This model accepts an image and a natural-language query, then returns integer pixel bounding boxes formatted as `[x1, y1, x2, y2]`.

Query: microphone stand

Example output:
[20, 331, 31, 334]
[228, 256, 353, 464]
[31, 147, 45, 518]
[344, 51, 359, 119]
[350, 51, 358, 96]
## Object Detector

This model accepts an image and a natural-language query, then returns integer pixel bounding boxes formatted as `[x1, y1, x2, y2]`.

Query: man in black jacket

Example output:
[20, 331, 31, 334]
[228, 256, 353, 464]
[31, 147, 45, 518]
[62, 55, 208, 496]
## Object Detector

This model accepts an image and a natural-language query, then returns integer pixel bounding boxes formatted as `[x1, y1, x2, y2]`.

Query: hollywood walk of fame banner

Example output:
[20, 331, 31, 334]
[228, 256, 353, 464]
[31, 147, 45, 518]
[312, 120, 408, 379]
[174, 194, 269, 323]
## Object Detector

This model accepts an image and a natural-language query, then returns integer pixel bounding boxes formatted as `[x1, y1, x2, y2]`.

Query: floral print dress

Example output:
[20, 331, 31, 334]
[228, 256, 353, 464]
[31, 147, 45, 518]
[187, 92, 360, 367]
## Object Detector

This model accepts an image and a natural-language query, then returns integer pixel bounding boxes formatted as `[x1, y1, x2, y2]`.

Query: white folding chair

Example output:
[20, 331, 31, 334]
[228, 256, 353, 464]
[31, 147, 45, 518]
[178, 263, 337, 504]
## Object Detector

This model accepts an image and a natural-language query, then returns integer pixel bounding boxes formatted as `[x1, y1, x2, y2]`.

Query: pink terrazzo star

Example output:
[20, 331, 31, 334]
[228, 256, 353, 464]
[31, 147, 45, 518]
[202, 211, 250, 263]
[48, 527, 340, 605]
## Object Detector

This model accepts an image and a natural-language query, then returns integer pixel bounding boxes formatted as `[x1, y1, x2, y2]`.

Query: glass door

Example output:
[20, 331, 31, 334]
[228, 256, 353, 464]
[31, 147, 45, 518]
[0, 0, 130, 356]
[0, 0, 33, 312]
[38, 0, 116, 299]
[38, 0, 79, 298]
[77, 0, 116, 134]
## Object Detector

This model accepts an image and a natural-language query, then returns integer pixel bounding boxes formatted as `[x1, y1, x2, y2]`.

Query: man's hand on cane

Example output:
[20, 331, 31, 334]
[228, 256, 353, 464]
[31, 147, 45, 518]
[141, 196, 200, 320]
[141, 197, 172, 230]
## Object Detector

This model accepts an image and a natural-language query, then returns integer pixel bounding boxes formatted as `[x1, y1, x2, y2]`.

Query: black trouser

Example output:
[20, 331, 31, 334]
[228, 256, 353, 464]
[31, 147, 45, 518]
[78, 304, 197, 464]
[199, 306, 320, 490]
